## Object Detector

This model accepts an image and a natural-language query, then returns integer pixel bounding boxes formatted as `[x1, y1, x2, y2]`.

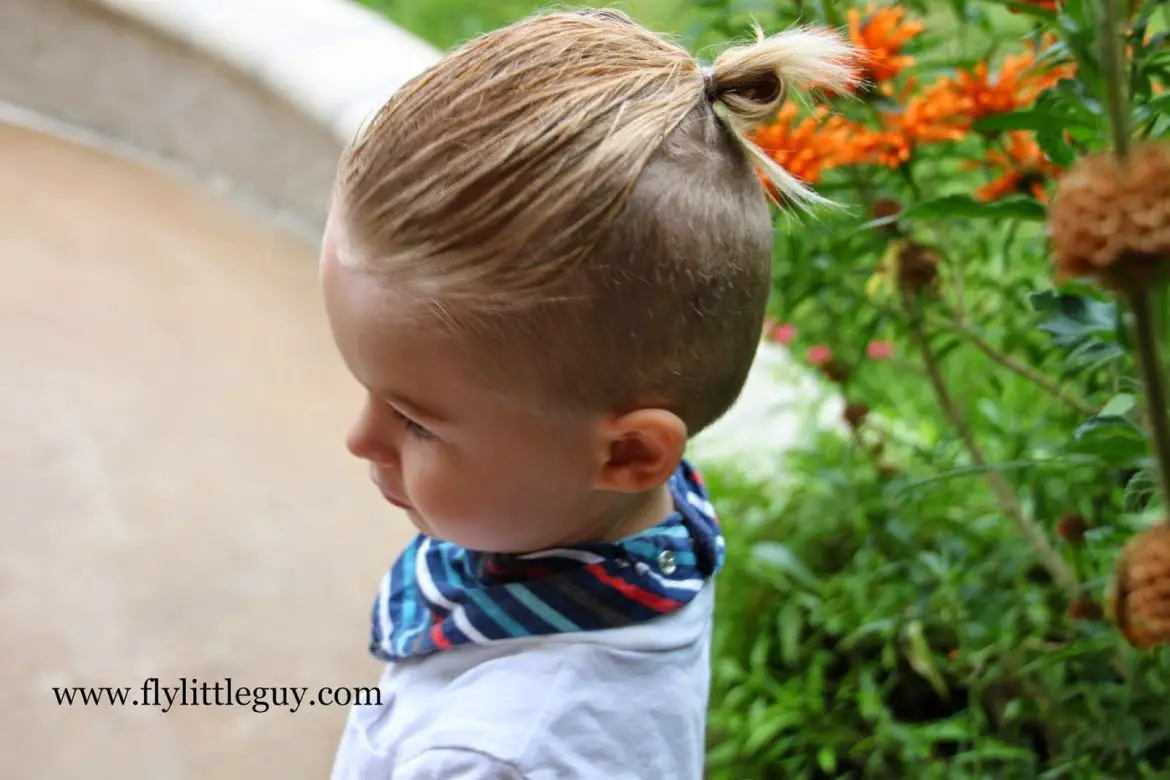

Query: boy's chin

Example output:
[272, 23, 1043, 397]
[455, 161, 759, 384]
[404, 510, 439, 539]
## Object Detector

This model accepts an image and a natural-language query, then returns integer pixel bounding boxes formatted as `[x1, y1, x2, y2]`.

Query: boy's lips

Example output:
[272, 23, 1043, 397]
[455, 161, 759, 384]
[370, 470, 412, 510]
[381, 491, 412, 511]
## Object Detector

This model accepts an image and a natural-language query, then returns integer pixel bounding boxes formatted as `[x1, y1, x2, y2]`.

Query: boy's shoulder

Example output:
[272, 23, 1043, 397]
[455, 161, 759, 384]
[399, 637, 709, 777]
[333, 586, 715, 780]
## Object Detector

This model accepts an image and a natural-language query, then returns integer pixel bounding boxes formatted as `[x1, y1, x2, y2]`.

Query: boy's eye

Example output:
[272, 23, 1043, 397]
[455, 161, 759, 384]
[391, 407, 435, 440]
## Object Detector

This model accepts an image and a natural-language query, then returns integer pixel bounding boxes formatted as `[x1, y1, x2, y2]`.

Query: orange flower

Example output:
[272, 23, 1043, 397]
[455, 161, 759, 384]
[895, 76, 972, 142]
[969, 131, 1063, 202]
[841, 127, 911, 168]
[1010, 0, 1057, 11]
[1038, 0, 1143, 17]
[831, 78, 970, 169]
[750, 44, 1075, 180]
[847, 4, 925, 89]
[857, 48, 1075, 167]
[947, 50, 1074, 121]
[751, 103, 861, 187]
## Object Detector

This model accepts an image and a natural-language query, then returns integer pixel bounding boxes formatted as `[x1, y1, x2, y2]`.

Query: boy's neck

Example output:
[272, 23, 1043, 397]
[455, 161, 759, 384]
[559, 484, 675, 548]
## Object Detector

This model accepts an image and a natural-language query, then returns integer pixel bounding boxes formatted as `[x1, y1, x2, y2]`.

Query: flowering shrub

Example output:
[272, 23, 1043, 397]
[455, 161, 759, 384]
[695, 0, 1170, 775]
[361, 0, 1170, 771]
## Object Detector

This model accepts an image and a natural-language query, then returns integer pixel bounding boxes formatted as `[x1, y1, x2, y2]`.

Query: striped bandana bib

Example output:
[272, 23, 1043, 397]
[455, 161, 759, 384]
[370, 460, 724, 661]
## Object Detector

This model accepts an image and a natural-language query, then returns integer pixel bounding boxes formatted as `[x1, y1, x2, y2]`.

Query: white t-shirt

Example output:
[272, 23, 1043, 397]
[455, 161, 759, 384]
[331, 584, 715, 779]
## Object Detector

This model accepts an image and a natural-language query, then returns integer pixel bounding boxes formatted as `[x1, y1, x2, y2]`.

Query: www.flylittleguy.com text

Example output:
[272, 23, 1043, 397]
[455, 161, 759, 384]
[52, 677, 380, 714]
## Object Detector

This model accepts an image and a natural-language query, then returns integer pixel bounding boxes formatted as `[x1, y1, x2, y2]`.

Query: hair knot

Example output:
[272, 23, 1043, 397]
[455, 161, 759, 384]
[701, 66, 719, 102]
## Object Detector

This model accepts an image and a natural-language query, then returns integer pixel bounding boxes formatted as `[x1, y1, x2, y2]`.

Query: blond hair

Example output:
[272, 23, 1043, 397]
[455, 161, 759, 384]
[336, 9, 855, 434]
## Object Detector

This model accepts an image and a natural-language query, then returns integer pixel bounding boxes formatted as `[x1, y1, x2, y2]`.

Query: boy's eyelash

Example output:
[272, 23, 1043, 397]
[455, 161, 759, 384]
[390, 407, 434, 439]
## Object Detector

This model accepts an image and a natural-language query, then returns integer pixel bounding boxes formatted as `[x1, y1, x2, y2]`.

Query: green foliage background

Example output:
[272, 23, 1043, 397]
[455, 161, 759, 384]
[360, 0, 1170, 775]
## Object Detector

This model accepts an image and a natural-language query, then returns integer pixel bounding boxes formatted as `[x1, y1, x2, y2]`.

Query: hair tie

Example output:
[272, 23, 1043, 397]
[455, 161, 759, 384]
[701, 66, 719, 103]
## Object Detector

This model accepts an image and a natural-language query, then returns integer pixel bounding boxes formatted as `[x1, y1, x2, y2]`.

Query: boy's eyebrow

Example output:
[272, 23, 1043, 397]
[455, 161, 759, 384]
[382, 390, 450, 425]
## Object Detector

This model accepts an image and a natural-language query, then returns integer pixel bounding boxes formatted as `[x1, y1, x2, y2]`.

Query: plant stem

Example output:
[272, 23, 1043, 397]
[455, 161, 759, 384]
[1126, 291, 1170, 503]
[908, 309, 1080, 599]
[1099, 0, 1130, 160]
[846, 424, 884, 470]
[847, 168, 875, 216]
[1002, 219, 1021, 265]
[1098, 0, 1170, 510]
[899, 162, 922, 200]
[936, 309, 1097, 417]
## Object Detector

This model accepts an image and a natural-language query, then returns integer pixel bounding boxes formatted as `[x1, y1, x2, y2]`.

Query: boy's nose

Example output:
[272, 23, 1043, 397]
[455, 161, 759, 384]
[346, 395, 399, 466]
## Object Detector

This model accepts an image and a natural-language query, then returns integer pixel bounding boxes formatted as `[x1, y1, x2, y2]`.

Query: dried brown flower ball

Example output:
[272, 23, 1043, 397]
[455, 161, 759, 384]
[1066, 594, 1105, 622]
[843, 401, 870, 429]
[1049, 143, 1170, 291]
[895, 241, 941, 296]
[819, 359, 851, 384]
[871, 198, 903, 236]
[1109, 524, 1170, 649]
[872, 198, 902, 221]
[1056, 513, 1088, 546]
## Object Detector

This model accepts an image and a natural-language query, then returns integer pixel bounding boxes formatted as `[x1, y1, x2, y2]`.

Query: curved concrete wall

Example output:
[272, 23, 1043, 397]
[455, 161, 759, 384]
[0, 0, 438, 232]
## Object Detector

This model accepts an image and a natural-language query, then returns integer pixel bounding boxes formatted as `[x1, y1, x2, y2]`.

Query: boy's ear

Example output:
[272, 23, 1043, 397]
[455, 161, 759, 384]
[593, 409, 687, 493]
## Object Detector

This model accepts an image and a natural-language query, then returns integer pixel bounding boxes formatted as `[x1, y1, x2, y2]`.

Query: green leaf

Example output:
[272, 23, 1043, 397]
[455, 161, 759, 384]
[1065, 337, 1125, 367]
[1029, 290, 1119, 346]
[953, 743, 1038, 765]
[752, 542, 820, 590]
[1037, 125, 1077, 168]
[978, 0, 1056, 19]
[972, 110, 1047, 133]
[916, 717, 972, 742]
[853, 214, 901, 234]
[1070, 417, 1148, 467]
[902, 194, 1046, 222]
[817, 746, 838, 773]
[742, 712, 804, 756]
[1149, 112, 1170, 140]
[973, 107, 1085, 134]
[748, 631, 770, 671]
[778, 603, 803, 665]
[1049, 78, 1104, 118]
[1133, 93, 1170, 126]
[1072, 414, 1138, 440]
[842, 618, 897, 648]
[857, 668, 885, 722]
[1098, 393, 1135, 418]
[902, 619, 949, 699]
[1125, 468, 1157, 512]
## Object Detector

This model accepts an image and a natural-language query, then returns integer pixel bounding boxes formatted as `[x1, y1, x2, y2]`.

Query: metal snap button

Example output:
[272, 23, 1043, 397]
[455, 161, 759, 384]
[658, 550, 678, 575]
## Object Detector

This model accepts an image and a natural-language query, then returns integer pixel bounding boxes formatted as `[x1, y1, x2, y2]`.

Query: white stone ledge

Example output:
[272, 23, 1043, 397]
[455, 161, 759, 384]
[89, 0, 440, 141]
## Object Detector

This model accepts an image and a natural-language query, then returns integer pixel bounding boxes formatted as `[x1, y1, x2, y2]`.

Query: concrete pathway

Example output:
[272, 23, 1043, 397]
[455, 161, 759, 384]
[0, 121, 415, 779]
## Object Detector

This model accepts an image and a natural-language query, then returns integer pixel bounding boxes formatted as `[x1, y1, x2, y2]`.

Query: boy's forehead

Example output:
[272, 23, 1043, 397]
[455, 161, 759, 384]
[321, 250, 518, 420]
[329, 276, 457, 388]
[319, 217, 583, 423]
[320, 211, 363, 270]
